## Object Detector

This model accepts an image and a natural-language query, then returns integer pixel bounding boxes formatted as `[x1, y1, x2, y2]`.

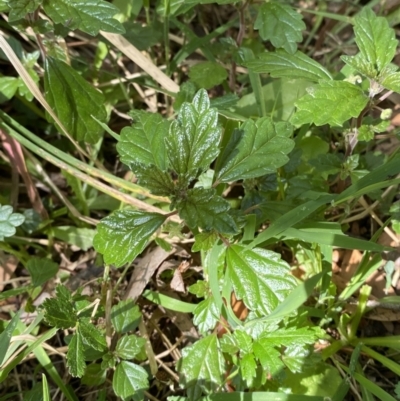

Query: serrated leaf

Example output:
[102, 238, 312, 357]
[79, 320, 107, 351]
[234, 330, 253, 354]
[192, 296, 220, 333]
[219, 333, 239, 354]
[131, 164, 175, 196]
[166, 89, 221, 182]
[44, 57, 107, 144]
[93, 210, 166, 267]
[358, 125, 375, 142]
[291, 80, 369, 127]
[245, 50, 332, 82]
[240, 353, 257, 388]
[254, 2, 305, 54]
[7, 0, 41, 22]
[0, 205, 25, 241]
[353, 7, 397, 73]
[258, 326, 322, 348]
[52, 226, 95, 251]
[188, 61, 228, 89]
[42, 0, 125, 36]
[115, 335, 146, 360]
[67, 331, 86, 377]
[253, 342, 284, 377]
[42, 286, 77, 329]
[117, 111, 169, 171]
[176, 188, 237, 234]
[380, 71, 400, 93]
[111, 299, 142, 333]
[192, 232, 219, 252]
[215, 118, 294, 183]
[178, 334, 226, 400]
[26, 258, 58, 287]
[113, 361, 148, 401]
[282, 344, 311, 373]
[188, 280, 209, 297]
[226, 245, 297, 315]
[341, 53, 378, 79]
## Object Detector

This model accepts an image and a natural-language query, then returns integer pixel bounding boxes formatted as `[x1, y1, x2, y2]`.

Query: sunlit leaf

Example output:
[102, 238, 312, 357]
[113, 361, 148, 400]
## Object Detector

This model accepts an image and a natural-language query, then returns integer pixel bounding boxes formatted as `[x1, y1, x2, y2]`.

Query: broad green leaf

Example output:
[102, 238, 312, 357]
[42, 286, 77, 329]
[192, 296, 220, 333]
[26, 258, 58, 287]
[93, 209, 166, 267]
[188, 61, 228, 89]
[226, 246, 297, 315]
[178, 334, 226, 400]
[42, 0, 125, 36]
[353, 7, 397, 73]
[0, 311, 20, 367]
[6, 0, 41, 22]
[282, 344, 313, 373]
[67, 331, 86, 377]
[166, 89, 221, 182]
[253, 342, 284, 376]
[291, 80, 369, 127]
[240, 353, 257, 388]
[111, 299, 142, 334]
[0, 77, 19, 101]
[129, 164, 175, 196]
[380, 72, 400, 93]
[0, 204, 25, 241]
[245, 50, 332, 82]
[176, 188, 237, 234]
[254, 2, 305, 54]
[115, 335, 146, 360]
[215, 117, 294, 183]
[117, 111, 169, 170]
[192, 232, 219, 252]
[341, 53, 377, 79]
[52, 226, 95, 251]
[113, 361, 148, 401]
[44, 57, 107, 144]
[81, 363, 107, 386]
[234, 330, 253, 354]
[79, 320, 107, 352]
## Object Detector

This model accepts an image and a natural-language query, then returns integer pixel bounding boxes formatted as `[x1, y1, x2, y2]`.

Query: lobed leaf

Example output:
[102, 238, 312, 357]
[176, 188, 237, 234]
[166, 89, 221, 182]
[226, 246, 297, 315]
[93, 209, 167, 267]
[215, 117, 294, 183]
[42, 0, 125, 36]
[178, 334, 226, 400]
[192, 296, 220, 333]
[245, 50, 332, 82]
[117, 111, 169, 171]
[254, 2, 305, 54]
[113, 361, 148, 400]
[253, 343, 284, 377]
[0, 204, 25, 241]
[44, 57, 107, 144]
[291, 80, 369, 127]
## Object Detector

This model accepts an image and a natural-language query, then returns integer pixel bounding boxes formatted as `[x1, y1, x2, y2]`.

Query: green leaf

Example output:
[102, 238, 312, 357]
[0, 311, 20, 367]
[380, 72, 400, 93]
[129, 164, 175, 196]
[178, 334, 226, 400]
[42, 0, 125, 36]
[79, 320, 107, 352]
[166, 89, 221, 182]
[353, 7, 397, 73]
[226, 245, 297, 315]
[113, 361, 148, 401]
[26, 258, 58, 287]
[253, 342, 284, 377]
[257, 326, 322, 348]
[0, 204, 25, 241]
[111, 299, 142, 334]
[0, 77, 19, 101]
[81, 363, 107, 386]
[341, 53, 377, 79]
[234, 330, 253, 354]
[115, 335, 146, 360]
[215, 117, 294, 183]
[192, 296, 220, 333]
[93, 209, 166, 267]
[240, 353, 257, 388]
[67, 331, 86, 377]
[42, 285, 77, 329]
[192, 232, 219, 252]
[254, 2, 305, 54]
[291, 80, 369, 127]
[44, 57, 107, 144]
[117, 111, 169, 171]
[52, 226, 95, 251]
[6, 0, 41, 22]
[245, 50, 332, 82]
[176, 188, 237, 234]
[188, 61, 228, 89]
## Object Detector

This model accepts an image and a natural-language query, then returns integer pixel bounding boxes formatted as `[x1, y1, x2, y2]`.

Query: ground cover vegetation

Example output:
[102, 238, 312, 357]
[1, 0, 400, 400]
